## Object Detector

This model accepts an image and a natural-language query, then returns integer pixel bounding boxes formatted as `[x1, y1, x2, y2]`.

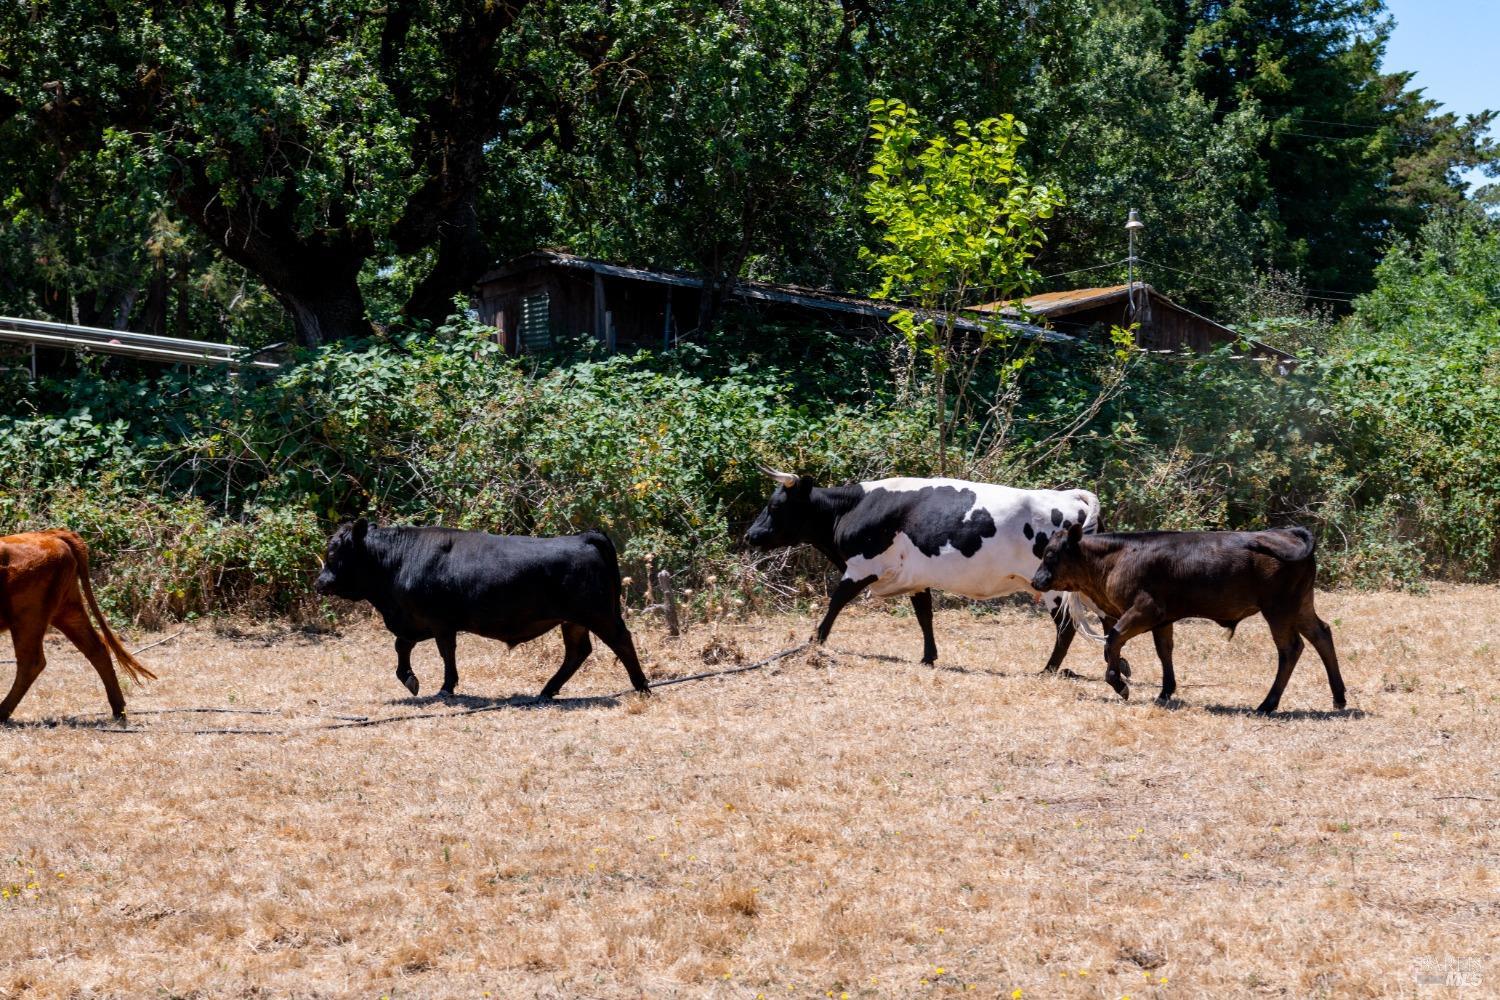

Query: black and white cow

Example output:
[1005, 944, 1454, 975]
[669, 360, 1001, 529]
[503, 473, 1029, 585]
[744, 468, 1103, 668]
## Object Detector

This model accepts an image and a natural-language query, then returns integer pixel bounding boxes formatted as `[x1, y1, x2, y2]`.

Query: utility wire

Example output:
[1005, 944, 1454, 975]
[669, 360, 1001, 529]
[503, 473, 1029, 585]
[1274, 128, 1439, 151]
[1136, 257, 1360, 304]
[1042, 258, 1131, 281]
[932, 258, 1132, 301]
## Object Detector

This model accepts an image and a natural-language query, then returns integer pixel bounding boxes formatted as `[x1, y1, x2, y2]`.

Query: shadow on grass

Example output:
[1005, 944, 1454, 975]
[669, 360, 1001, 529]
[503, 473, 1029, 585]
[1200, 703, 1369, 721]
[2, 715, 132, 731]
[382, 691, 619, 712]
[827, 646, 1015, 679]
[2, 714, 284, 735]
[828, 646, 1117, 684]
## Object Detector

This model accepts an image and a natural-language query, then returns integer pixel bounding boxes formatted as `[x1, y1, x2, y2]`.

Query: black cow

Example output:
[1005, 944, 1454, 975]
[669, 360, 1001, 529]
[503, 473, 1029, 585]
[314, 520, 650, 699]
[1030, 522, 1347, 713]
[744, 467, 1104, 668]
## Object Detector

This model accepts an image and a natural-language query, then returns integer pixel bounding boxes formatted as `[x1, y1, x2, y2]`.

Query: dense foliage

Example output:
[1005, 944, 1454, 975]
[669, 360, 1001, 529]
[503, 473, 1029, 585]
[1, 1, 1494, 344]
[2, 217, 1495, 622]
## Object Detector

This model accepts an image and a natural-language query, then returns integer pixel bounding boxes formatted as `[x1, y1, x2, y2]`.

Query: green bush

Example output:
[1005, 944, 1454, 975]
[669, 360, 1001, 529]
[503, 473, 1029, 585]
[1, 320, 935, 623]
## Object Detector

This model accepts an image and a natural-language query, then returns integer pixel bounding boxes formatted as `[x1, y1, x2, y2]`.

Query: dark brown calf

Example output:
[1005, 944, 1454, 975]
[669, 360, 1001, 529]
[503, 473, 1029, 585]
[0, 530, 156, 720]
[1030, 523, 1346, 714]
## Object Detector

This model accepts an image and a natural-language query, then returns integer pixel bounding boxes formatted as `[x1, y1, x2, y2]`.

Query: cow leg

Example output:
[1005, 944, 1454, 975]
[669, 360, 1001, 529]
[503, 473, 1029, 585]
[1042, 601, 1076, 674]
[1256, 615, 1305, 715]
[54, 610, 126, 718]
[815, 574, 876, 645]
[911, 589, 938, 664]
[0, 622, 47, 722]
[1097, 615, 1129, 678]
[434, 632, 460, 696]
[1103, 603, 1158, 700]
[539, 624, 592, 700]
[1151, 623, 1176, 704]
[1298, 612, 1345, 710]
[594, 616, 651, 695]
[394, 637, 419, 696]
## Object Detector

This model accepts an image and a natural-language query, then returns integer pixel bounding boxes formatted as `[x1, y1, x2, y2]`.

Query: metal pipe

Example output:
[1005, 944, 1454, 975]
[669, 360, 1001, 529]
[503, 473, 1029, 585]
[0, 326, 279, 369]
[0, 315, 253, 355]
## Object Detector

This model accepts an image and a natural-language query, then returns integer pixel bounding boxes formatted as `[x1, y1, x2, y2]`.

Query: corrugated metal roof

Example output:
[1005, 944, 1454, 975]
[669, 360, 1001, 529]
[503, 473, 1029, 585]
[973, 284, 1135, 317]
[971, 283, 1296, 365]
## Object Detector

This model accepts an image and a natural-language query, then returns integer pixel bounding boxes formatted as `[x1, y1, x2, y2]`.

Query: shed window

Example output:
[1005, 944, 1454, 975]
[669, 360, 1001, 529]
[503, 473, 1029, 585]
[518, 292, 552, 353]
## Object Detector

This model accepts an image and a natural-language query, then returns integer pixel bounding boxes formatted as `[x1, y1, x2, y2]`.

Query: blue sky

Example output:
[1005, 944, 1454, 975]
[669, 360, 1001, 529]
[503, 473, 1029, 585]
[1383, 0, 1497, 193]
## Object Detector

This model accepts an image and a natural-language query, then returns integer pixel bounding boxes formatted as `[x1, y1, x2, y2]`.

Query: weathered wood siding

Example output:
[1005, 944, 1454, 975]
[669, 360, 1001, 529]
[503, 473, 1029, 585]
[475, 266, 699, 353]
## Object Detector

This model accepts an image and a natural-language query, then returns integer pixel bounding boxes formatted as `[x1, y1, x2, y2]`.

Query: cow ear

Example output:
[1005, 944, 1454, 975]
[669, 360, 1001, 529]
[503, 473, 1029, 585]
[1067, 521, 1084, 544]
[352, 517, 369, 542]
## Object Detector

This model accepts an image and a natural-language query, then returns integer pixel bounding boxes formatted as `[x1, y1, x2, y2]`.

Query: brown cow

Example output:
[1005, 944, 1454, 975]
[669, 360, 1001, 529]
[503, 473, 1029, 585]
[1030, 523, 1346, 714]
[0, 530, 156, 721]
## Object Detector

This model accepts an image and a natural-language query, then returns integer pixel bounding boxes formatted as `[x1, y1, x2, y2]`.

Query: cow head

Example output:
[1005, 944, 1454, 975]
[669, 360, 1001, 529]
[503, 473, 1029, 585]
[744, 466, 816, 549]
[1029, 521, 1086, 593]
[314, 518, 372, 600]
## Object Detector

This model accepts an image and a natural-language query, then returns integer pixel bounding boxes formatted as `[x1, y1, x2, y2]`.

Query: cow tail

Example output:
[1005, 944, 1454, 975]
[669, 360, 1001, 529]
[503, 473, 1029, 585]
[581, 530, 624, 599]
[57, 531, 157, 683]
[1063, 591, 1107, 643]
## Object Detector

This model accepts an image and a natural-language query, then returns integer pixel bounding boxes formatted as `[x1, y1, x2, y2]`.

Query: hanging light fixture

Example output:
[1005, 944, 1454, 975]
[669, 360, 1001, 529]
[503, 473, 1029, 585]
[1125, 208, 1145, 316]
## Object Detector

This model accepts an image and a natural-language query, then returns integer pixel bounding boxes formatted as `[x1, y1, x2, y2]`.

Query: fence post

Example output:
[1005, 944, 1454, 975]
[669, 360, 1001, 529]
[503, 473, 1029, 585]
[658, 569, 681, 637]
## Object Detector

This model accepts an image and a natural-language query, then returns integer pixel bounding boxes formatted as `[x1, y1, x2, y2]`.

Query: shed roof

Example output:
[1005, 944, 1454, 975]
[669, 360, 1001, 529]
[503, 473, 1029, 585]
[477, 250, 1069, 343]
[973, 283, 1295, 364]
[975, 283, 1163, 318]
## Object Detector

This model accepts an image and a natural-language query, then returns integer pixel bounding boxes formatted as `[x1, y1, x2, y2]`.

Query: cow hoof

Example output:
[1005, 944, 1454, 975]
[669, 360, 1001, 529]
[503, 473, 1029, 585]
[1254, 703, 1277, 716]
[536, 690, 557, 702]
[400, 675, 419, 696]
[1105, 668, 1129, 699]
[921, 657, 937, 666]
[1334, 699, 1347, 711]
[439, 687, 456, 699]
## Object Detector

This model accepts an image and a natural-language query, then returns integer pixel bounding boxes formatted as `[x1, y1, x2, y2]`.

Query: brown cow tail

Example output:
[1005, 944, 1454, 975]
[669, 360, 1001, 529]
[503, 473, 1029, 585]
[58, 531, 158, 682]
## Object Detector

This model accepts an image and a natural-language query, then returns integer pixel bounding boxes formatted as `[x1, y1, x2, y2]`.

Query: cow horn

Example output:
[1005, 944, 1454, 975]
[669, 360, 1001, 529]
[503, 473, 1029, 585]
[757, 463, 799, 488]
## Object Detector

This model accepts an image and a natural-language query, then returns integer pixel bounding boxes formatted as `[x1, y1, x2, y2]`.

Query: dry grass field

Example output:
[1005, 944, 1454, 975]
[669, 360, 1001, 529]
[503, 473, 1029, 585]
[1, 586, 1496, 999]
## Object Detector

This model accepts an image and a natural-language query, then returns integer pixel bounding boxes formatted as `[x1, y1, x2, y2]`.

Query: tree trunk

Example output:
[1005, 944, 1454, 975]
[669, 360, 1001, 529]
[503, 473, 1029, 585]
[173, 174, 374, 347]
[401, 198, 488, 330]
[273, 281, 371, 348]
[141, 257, 168, 334]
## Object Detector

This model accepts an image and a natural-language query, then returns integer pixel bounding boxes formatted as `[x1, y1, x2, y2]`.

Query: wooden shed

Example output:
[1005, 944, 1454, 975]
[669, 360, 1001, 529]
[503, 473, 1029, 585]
[973, 283, 1295, 370]
[473, 250, 1062, 354]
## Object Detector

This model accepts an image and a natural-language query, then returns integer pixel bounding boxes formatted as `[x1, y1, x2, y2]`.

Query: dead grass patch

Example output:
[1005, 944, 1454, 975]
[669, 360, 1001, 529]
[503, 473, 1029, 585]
[0, 586, 1497, 996]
